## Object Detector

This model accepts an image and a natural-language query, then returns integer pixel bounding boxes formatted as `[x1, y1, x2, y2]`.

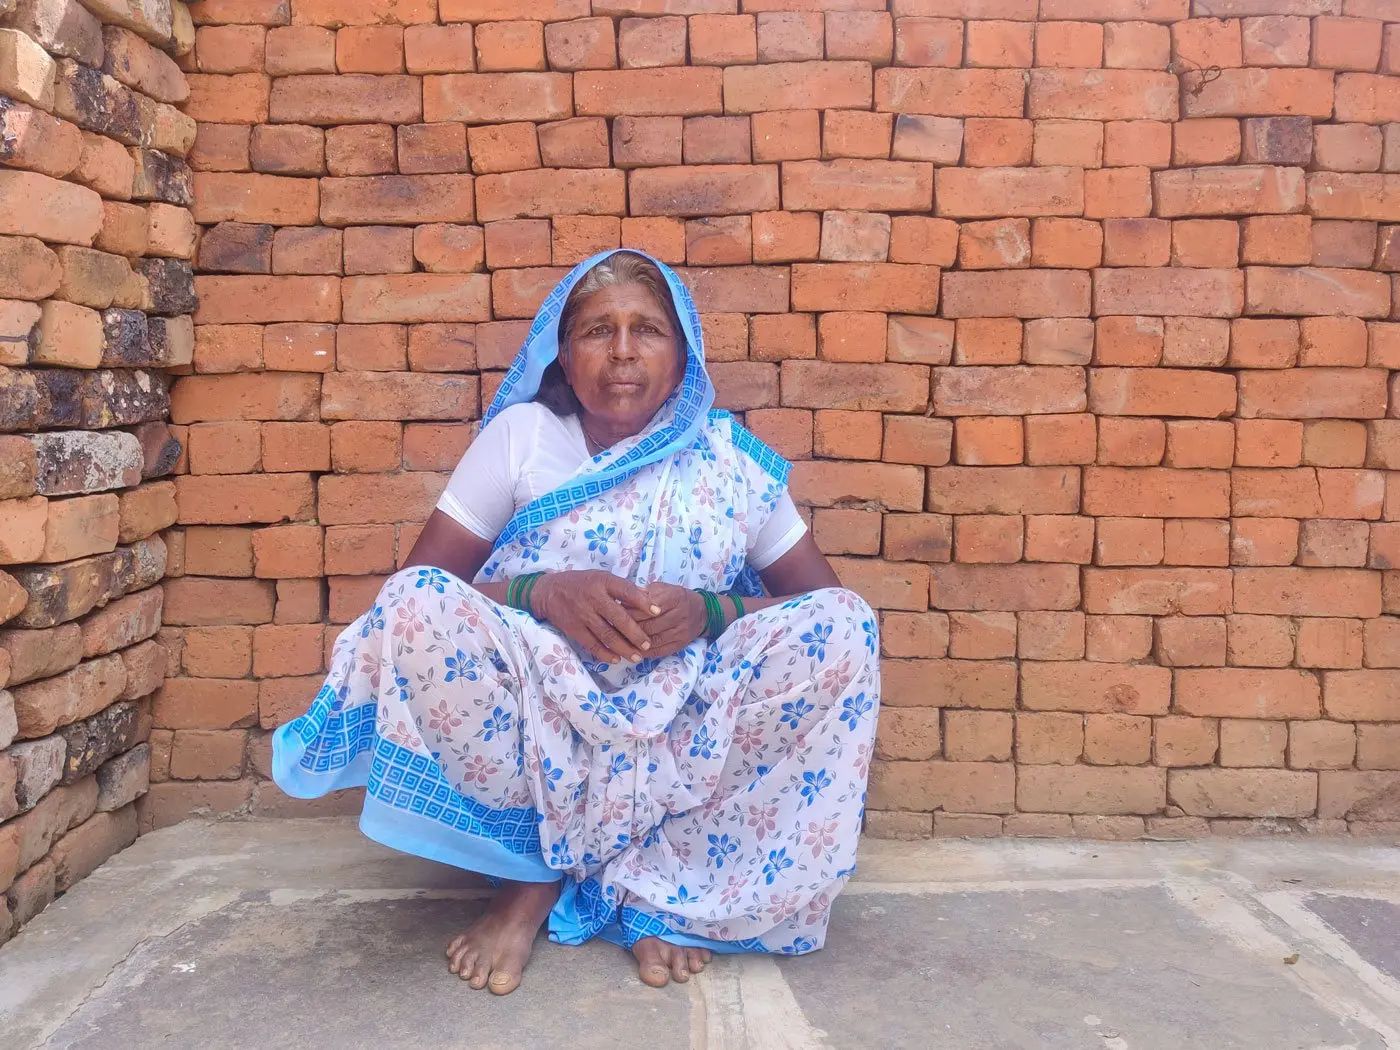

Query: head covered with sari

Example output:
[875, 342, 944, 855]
[477, 250, 791, 600]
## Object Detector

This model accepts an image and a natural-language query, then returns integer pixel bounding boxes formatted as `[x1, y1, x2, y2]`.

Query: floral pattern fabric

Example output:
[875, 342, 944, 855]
[272, 249, 880, 955]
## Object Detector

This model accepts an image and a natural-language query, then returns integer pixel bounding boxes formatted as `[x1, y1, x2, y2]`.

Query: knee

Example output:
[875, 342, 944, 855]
[802, 587, 879, 665]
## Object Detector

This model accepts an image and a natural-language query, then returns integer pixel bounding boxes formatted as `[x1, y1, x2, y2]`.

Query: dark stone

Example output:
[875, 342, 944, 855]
[0, 367, 41, 432]
[100, 308, 154, 366]
[1241, 116, 1314, 167]
[59, 700, 141, 784]
[131, 422, 181, 478]
[30, 430, 143, 495]
[51, 59, 144, 147]
[77, 369, 171, 428]
[197, 222, 274, 274]
[33, 368, 86, 429]
[7, 549, 135, 629]
[130, 148, 192, 206]
[95, 742, 149, 812]
[136, 258, 197, 316]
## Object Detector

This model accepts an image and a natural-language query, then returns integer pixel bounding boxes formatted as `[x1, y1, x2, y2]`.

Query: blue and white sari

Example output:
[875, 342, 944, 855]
[273, 251, 881, 955]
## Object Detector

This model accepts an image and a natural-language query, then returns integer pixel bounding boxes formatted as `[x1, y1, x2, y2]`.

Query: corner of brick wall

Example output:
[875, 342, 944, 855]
[167, 0, 1400, 847]
[0, 0, 196, 944]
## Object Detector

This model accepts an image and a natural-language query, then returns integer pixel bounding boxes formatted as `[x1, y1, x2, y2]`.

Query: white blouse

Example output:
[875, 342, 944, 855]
[436, 402, 808, 571]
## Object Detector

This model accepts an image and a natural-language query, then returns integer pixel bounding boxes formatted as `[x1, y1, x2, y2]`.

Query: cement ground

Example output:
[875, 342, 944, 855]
[2, 818, 1399, 1050]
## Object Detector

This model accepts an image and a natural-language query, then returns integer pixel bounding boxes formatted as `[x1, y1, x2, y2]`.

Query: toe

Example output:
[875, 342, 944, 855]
[468, 959, 490, 990]
[633, 937, 671, 988]
[686, 948, 708, 973]
[669, 948, 690, 984]
[487, 969, 521, 996]
[448, 943, 474, 976]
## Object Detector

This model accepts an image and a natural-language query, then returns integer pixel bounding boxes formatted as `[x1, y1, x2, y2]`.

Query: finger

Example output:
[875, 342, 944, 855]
[590, 614, 645, 663]
[608, 576, 661, 616]
[576, 624, 625, 665]
[597, 603, 652, 656]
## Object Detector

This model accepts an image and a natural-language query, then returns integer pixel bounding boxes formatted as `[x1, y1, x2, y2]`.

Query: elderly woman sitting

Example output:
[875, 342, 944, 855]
[273, 250, 881, 995]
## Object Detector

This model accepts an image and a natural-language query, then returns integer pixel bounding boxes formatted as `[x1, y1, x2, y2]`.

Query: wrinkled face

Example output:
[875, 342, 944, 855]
[559, 283, 685, 435]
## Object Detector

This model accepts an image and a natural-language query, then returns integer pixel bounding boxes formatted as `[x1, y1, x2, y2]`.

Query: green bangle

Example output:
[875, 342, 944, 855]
[698, 589, 722, 640]
[508, 573, 542, 614]
[728, 593, 744, 622]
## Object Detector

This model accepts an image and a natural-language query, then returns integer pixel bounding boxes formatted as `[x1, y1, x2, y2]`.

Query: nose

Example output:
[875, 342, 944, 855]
[609, 325, 639, 361]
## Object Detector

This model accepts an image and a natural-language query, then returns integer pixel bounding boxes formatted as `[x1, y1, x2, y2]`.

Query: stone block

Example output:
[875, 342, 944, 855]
[102, 25, 187, 104]
[33, 300, 104, 368]
[132, 421, 181, 478]
[0, 433, 38, 498]
[99, 308, 153, 366]
[75, 369, 171, 428]
[0, 236, 62, 302]
[51, 59, 145, 146]
[119, 637, 165, 699]
[130, 147, 192, 206]
[79, 584, 160, 656]
[7, 0, 104, 65]
[0, 690, 15, 748]
[6, 855, 54, 926]
[0, 623, 82, 685]
[81, 0, 172, 45]
[95, 742, 148, 811]
[29, 430, 141, 497]
[125, 534, 166, 591]
[51, 804, 137, 892]
[0, 301, 41, 366]
[8, 733, 64, 810]
[11, 652, 126, 737]
[6, 548, 134, 628]
[0, 27, 56, 109]
[0, 98, 84, 178]
[149, 315, 193, 366]
[135, 258, 197, 315]
[0, 366, 41, 430]
[58, 699, 140, 782]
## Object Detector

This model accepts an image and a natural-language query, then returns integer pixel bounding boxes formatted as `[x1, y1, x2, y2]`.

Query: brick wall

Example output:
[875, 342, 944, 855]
[0, 0, 194, 943]
[169, 0, 1400, 844]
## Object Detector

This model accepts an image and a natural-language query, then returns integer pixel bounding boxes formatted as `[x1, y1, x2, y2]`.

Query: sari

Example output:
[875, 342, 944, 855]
[273, 251, 881, 955]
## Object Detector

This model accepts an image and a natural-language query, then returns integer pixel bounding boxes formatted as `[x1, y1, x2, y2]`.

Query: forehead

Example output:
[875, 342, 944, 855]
[571, 282, 672, 319]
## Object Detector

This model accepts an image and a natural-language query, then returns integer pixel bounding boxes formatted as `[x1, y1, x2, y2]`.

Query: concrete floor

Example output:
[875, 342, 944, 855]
[3, 819, 1399, 1050]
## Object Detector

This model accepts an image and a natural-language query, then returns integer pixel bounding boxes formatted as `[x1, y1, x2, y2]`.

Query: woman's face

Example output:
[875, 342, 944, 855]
[560, 283, 685, 435]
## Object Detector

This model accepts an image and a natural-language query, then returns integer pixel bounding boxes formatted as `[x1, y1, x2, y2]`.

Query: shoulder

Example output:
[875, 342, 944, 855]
[705, 410, 790, 486]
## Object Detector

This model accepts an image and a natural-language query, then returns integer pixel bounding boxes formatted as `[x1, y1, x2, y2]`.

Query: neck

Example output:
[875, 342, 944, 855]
[580, 414, 641, 451]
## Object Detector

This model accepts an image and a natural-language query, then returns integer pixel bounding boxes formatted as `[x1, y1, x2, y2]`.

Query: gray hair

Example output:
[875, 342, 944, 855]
[557, 251, 682, 350]
[535, 252, 685, 417]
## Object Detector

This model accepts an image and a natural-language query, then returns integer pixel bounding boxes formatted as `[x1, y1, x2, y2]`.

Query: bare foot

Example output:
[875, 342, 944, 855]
[445, 879, 558, 995]
[632, 936, 713, 988]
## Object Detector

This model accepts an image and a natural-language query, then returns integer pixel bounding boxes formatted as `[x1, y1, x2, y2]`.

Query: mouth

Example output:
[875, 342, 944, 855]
[604, 379, 645, 391]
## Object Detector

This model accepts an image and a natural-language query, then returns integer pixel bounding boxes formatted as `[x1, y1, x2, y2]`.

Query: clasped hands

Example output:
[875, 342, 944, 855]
[527, 570, 710, 666]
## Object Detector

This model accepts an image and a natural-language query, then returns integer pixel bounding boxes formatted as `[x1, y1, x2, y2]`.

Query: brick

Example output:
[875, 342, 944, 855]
[569, 67, 722, 118]
[933, 366, 1085, 418]
[630, 165, 778, 217]
[1356, 724, 1400, 769]
[477, 169, 624, 221]
[11, 653, 125, 738]
[875, 67, 1023, 118]
[266, 73, 419, 126]
[868, 760, 1015, 814]
[1323, 670, 1400, 721]
[931, 563, 1079, 612]
[788, 460, 924, 511]
[1017, 765, 1165, 815]
[1238, 369, 1387, 419]
[1029, 69, 1177, 121]
[943, 271, 1092, 323]
[317, 472, 446, 525]
[1318, 770, 1400, 820]
[175, 474, 314, 526]
[1169, 768, 1316, 818]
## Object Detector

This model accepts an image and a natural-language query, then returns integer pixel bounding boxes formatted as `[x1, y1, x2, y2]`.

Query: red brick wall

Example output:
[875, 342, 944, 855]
[1, 0, 195, 943]
[168, 0, 1400, 842]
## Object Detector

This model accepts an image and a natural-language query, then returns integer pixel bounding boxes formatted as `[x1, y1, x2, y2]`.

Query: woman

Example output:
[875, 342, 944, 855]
[273, 250, 880, 995]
